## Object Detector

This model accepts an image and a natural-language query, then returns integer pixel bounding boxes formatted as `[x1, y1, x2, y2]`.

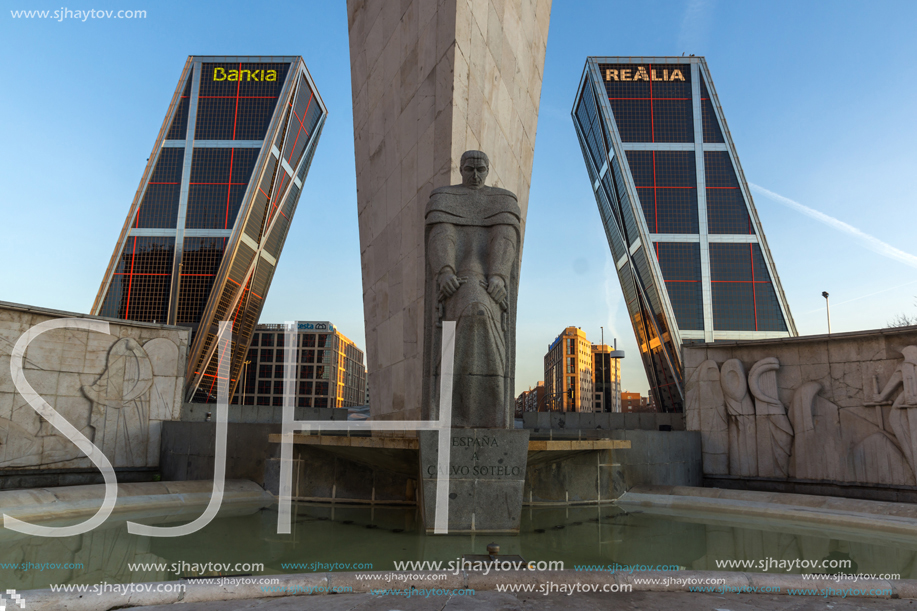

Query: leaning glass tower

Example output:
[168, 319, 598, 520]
[572, 57, 796, 412]
[92, 55, 327, 402]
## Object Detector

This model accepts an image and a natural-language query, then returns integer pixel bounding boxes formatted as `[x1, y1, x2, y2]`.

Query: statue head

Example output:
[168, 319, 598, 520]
[460, 150, 489, 189]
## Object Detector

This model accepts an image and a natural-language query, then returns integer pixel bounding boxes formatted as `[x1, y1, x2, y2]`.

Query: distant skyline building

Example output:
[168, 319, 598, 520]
[544, 327, 596, 412]
[572, 56, 796, 413]
[592, 343, 624, 413]
[91, 56, 327, 402]
[239, 322, 366, 409]
[621, 391, 655, 413]
[515, 382, 545, 416]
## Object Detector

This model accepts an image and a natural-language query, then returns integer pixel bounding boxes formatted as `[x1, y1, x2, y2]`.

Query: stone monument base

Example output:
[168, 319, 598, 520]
[419, 428, 530, 533]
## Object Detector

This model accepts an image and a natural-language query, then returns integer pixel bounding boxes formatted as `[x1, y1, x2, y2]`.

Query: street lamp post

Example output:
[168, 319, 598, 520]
[241, 359, 251, 406]
[600, 326, 605, 413]
[822, 291, 831, 334]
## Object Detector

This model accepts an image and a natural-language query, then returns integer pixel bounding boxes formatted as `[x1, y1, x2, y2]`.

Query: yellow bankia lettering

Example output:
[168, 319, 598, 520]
[213, 67, 279, 82]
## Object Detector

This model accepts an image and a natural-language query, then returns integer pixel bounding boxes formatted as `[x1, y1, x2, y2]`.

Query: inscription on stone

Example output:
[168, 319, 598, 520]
[419, 428, 530, 532]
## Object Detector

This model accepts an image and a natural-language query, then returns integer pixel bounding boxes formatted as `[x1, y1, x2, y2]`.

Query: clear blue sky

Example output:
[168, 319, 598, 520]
[3, 1, 916, 396]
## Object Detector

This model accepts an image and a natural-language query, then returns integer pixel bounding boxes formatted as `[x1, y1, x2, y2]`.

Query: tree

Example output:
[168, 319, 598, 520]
[888, 298, 917, 328]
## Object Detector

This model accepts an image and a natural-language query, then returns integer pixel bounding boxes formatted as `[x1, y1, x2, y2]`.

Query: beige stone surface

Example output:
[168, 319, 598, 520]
[349, 0, 551, 419]
[684, 326, 917, 488]
[0, 301, 190, 471]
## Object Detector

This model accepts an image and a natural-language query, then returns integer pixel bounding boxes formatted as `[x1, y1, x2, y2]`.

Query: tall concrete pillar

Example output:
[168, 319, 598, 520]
[348, 0, 551, 419]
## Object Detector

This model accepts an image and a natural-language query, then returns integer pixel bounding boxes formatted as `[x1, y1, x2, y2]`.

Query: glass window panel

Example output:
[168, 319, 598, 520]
[707, 188, 752, 234]
[166, 69, 193, 140]
[99, 236, 174, 322]
[655, 242, 703, 330]
[134, 149, 184, 229]
[195, 62, 290, 141]
[186, 148, 259, 230]
[712, 283, 756, 331]
[710, 243, 752, 281]
[700, 76, 725, 143]
[755, 282, 788, 332]
[177, 236, 226, 325]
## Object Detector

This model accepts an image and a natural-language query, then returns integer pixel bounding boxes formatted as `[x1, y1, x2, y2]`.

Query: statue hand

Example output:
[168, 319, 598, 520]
[486, 276, 507, 303]
[438, 273, 462, 301]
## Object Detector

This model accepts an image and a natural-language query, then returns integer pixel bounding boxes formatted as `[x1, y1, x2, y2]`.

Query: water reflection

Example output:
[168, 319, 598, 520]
[2, 502, 916, 591]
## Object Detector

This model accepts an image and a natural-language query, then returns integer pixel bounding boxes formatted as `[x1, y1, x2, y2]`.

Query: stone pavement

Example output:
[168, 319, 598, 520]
[129, 591, 917, 610]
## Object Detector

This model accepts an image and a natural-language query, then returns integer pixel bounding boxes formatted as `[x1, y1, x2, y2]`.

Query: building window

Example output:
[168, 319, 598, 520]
[274, 365, 286, 378]
[261, 334, 274, 347]
[258, 364, 272, 379]
[260, 349, 273, 363]
[273, 381, 284, 395]
[257, 396, 270, 406]
[710, 242, 787, 332]
[272, 397, 283, 406]
[300, 365, 314, 379]
[302, 334, 316, 347]
[257, 380, 271, 395]
[567, 357, 575, 374]
[318, 334, 329, 347]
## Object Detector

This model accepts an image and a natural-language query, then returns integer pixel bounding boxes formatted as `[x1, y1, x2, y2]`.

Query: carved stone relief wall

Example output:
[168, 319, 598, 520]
[685, 328, 917, 487]
[0, 302, 189, 470]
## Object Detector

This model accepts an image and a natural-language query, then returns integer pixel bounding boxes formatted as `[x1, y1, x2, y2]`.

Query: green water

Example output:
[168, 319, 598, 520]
[2, 502, 915, 591]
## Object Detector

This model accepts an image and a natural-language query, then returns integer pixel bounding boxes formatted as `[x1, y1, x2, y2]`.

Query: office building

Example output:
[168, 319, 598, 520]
[515, 382, 545, 417]
[621, 391, 655, 413]
[592, 343, 624, 412]
[544, 327, 595, 412]
[237, 322, 366, 409]
[91, 56, 327, 402]
[572, 57, 796, 412]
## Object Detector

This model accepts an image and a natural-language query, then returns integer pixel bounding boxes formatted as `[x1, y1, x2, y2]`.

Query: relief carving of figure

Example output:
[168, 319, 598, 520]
[685, 360, 728, 475]
[871, 346, 917, 476]
[720, 359, 757, 477]
[422, 151, 521, 428]
[747, 357, 793, 478]
[83, 337, 154, 467]
[788, 381, 844, 481]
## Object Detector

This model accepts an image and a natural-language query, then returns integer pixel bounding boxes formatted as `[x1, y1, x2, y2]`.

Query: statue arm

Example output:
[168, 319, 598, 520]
[486, 224, 517, 304]
[428, 223, 460, 300]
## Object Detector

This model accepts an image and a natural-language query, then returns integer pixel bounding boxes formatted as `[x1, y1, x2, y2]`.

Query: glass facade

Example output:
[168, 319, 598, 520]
[92, 56, 328, 403]
[237, 324, 367, 409]
[572, 57, 796, 412]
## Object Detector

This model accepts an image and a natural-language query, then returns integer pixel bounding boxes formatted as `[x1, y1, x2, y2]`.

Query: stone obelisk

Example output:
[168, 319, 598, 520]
[348, 0, 551, 421]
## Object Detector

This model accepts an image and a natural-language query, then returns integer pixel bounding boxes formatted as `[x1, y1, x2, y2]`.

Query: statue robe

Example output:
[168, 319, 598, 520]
[422, 184, 521, 428]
